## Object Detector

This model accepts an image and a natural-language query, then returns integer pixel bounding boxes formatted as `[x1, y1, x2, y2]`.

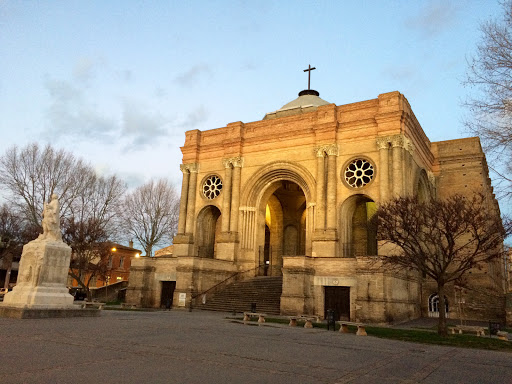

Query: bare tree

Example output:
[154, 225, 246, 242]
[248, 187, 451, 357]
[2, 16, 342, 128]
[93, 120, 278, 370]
[63, 175, 126, 299]
[121, 179, 179, 256]
[463, 0, 512, 197]
[0, 204, 24, 288]
[0, 143, 127, 296]
[0, 143, 94, 227]
[374, 194, 509, 336]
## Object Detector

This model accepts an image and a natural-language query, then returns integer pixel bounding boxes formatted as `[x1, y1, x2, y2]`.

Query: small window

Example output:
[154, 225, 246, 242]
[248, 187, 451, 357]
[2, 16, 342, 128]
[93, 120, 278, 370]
[119, 256, 124, 268]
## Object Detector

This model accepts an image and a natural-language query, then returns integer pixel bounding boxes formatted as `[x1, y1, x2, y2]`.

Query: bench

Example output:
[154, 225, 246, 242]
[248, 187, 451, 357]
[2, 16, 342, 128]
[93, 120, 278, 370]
[496, 331, 509, 341]
[450, 325, 486, 337]
[288, 315, 318, 328]
[80, 302, 104, 310]
[243, 312, 266, 323]
[121, 303, 137, 309]
[338, 321, 367, 336]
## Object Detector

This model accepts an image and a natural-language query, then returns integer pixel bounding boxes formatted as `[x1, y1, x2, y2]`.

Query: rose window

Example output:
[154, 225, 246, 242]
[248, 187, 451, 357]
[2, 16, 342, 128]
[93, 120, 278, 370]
[202, 175, 223, 199]
[344, 159, 375, 188]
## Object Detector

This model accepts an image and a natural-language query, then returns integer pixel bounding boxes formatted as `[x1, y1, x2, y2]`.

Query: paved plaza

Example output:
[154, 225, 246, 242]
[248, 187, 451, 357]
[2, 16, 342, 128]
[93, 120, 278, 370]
[0, 309, 511, 384]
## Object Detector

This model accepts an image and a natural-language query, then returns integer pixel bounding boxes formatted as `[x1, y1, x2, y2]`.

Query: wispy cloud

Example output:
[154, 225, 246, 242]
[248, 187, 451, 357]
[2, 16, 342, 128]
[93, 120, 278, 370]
[179, 105, 209, 128]
[174, 64, 211, 86]
[43, 77, 117, 140]
[121, 99, 169, 148]
[405, 1, 459, 37]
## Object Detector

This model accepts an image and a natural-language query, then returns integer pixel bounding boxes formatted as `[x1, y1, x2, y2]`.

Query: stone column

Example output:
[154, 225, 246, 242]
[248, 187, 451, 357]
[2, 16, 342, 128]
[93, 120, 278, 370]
[326, 145, 338, 230]
[391, 135, 404, 197]
[185, 163, 199, 234]
[177, 165, 191, 234]
[221, 160, 232, 232]
[376, 137, 390, 201]
[315, 148, 326, 230]
[230, 158, 243, 233]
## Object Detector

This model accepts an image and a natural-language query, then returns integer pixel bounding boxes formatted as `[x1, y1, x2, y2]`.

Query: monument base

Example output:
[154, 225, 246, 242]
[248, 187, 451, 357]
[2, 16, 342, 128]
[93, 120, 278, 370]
[0, 305, 101, 319]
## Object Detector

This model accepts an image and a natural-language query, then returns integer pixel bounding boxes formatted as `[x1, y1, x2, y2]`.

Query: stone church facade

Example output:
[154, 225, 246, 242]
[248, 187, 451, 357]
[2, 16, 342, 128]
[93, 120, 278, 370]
[127, 89, 506, 323]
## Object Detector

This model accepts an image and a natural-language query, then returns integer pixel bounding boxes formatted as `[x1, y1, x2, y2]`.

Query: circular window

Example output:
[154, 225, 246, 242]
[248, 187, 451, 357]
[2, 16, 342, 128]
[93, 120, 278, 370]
[344, 158, 375, 188]
[202, 175, 223, 199]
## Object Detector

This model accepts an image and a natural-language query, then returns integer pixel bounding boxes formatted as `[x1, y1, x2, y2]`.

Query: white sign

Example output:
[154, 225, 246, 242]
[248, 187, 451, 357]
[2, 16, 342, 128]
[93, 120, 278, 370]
[178, 292, 187, 307]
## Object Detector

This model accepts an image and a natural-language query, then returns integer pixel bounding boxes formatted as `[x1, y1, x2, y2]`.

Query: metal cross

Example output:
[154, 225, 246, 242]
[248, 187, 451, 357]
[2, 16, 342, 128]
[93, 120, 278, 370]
[303, 64, 316, 90]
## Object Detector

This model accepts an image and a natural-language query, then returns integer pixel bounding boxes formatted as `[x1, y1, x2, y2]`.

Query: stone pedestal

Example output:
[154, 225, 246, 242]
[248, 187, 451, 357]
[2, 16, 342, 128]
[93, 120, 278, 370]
[0, 238, 99, 318]
[3, 239, 74, 308]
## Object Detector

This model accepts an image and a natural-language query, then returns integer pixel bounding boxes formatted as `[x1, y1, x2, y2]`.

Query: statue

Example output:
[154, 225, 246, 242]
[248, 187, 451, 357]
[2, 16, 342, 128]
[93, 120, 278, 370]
[38, 194, 62, 242]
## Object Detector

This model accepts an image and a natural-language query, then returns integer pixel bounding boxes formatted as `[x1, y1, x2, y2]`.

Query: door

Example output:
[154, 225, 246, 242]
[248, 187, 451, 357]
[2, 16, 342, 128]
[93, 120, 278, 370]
[324, 286, 350, 321]
[160, 281, 176, 309]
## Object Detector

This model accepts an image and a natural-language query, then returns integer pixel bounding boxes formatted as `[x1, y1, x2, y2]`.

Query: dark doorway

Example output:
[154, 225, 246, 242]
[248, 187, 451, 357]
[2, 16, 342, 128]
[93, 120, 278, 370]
[160, 281, 176, 309]
[324, 286, 350, 321]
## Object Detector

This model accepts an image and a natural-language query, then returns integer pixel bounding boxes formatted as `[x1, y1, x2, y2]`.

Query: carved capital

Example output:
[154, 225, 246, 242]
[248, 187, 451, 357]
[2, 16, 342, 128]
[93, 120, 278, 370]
[390, 134, 404, 148]
[222, 156, 244, 168]
[325, 144, 339, 156]
[376, 136, 390, 150]
[180, 163, 199, 173]
[404, 137, 415, 153]
[314, 143, 338, 157]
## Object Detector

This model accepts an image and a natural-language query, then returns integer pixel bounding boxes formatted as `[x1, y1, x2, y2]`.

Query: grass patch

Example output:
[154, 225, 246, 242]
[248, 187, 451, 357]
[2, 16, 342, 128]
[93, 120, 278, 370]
[233, 316, 512, 352]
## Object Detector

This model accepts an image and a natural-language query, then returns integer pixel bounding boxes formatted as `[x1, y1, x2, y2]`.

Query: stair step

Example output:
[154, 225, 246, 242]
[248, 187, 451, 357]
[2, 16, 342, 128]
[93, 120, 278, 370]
[199, 276, 283, 314]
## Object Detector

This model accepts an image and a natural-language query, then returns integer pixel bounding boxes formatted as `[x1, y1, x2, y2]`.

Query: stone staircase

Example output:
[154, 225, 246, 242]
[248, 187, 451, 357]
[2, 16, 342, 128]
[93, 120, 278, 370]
[199, 276, 283, 315]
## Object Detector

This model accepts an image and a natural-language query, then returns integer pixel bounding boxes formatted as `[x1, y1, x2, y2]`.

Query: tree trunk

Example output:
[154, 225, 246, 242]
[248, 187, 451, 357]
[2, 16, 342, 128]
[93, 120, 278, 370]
[437, 283, 448, 336]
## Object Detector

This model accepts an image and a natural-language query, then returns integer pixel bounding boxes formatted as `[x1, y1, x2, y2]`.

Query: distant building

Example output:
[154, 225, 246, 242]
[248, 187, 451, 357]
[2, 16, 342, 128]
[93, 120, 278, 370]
[68, 242, 141, 288]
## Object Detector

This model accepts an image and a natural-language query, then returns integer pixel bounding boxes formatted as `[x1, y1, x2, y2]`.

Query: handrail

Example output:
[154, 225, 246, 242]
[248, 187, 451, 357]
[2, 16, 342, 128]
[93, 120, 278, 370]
[191, 264, 265, 302]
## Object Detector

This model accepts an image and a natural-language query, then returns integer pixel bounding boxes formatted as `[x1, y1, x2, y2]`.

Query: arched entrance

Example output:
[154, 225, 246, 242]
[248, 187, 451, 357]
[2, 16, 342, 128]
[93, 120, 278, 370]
[339, 194, 377, 257]
[258, 180, 307, 276]
[428, 293, 449, 318]
[196, 205, 221, 258]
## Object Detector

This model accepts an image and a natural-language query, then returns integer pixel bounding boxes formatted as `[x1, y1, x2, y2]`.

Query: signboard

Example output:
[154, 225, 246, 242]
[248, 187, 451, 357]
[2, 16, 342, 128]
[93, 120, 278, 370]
[178, 292, 186, 307]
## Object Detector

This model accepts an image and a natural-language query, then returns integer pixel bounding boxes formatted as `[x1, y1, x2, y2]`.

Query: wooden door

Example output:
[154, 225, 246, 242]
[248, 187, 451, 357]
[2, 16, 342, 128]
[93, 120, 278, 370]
[324, 286, 350, 321]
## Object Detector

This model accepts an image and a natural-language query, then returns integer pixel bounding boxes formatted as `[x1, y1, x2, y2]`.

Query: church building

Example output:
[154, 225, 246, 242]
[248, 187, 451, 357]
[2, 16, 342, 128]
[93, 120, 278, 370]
[127, 72, 505, 323]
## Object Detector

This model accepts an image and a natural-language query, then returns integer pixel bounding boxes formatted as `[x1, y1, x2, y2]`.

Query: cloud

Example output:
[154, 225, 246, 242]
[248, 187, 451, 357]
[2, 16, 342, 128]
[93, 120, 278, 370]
[121, 100, 170, 148]
[405, 1, 459, 37]
[43, 77, 117, 140]
[174, 64, 211, 86]
[73, 57, 98, 83]
[179, 105, 209, 128]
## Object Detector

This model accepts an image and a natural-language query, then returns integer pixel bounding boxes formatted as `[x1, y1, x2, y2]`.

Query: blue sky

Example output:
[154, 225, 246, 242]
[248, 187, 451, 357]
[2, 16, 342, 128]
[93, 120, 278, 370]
[0, 1, 504, 198]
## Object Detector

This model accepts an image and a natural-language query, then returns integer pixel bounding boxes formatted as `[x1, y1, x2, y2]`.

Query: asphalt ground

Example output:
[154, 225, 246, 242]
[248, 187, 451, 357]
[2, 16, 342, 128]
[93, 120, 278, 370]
[0, 309, 511, 384]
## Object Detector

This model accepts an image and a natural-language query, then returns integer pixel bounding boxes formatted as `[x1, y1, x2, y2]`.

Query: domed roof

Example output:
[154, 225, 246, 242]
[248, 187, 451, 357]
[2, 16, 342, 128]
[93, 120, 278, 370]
[263, 89, 330, 120]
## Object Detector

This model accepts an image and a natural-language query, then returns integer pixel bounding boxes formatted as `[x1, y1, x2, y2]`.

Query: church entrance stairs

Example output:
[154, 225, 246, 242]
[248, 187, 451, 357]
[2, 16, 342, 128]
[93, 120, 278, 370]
[198, 276, 283, 315]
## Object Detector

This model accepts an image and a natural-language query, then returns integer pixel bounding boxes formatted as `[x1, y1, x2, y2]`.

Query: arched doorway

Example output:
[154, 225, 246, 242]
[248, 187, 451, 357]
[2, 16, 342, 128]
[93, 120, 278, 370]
[428, 293, 449, 318]
[257, 180, 307, 275]
[339, 194, 377, 257]
[196, 205, 221, 258]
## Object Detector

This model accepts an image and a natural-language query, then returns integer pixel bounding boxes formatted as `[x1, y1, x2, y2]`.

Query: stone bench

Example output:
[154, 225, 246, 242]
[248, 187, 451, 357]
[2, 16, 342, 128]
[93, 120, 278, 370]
[497, 331, 509, 341]
[338, 321, 367, 336]
[288, 315, 318, 328]
[121, 303, 137, 309]
[243, 312, 266, 323]
[80, 302, 104, 310]
[450, 325, 486, 337]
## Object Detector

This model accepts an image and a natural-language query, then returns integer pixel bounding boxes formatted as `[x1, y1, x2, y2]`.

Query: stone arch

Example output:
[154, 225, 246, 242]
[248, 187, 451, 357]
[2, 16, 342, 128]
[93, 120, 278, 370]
[339, 194, 378, 257]
[428, 293, 449, 318]
[414, 169, 432, 202]
[240, 161, 316, 208]
[195, 205, 222, 258]
[239, 162, 315, 268]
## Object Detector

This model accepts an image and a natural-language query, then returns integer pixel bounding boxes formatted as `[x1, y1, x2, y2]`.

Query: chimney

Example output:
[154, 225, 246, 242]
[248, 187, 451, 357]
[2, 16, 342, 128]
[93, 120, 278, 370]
[129, 240, 133, 248]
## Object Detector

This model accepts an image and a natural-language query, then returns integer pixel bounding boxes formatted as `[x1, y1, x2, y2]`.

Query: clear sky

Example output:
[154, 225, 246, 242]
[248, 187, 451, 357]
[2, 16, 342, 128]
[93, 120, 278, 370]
[0, 1, 504, 197]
